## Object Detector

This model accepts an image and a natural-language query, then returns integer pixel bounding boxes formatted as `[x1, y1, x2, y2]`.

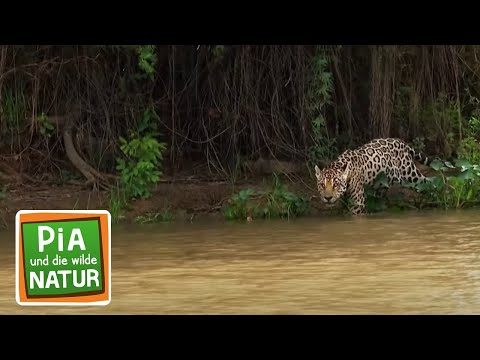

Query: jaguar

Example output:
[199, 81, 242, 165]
[314, 138, 429, 215]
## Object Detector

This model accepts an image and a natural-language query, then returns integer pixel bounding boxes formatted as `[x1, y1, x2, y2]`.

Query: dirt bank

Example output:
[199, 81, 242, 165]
[1, 159, 434, 230]
[0, 174, 324, 229]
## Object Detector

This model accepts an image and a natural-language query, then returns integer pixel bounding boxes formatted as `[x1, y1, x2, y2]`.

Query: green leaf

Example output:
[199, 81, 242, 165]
[455, 159, 473, 170]
[458, 169, 476, 181]
[447, 176, 464, 186]
[430, 176, 445, 189]
[466, 188, 474, 200]
[430, 159, 445, 171]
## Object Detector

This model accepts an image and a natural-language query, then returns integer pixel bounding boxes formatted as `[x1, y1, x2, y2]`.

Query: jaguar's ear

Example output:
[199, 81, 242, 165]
[314, 164, 322, 177]
[341, 164, 350, 181]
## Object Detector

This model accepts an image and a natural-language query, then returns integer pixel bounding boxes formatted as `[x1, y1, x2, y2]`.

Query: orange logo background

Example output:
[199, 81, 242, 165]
[16, 210, 111, 306]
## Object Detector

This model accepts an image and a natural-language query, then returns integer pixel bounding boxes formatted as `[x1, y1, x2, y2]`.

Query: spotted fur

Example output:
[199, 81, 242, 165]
[314, 138, 428, 215]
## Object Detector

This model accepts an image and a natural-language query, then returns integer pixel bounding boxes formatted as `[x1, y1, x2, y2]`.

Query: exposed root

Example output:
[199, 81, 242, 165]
[63, 129, 111, 190]
[60, 111, 113, 191]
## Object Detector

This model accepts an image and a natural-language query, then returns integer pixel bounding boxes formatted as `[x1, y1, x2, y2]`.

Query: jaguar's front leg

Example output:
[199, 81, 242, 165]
[349, 185, 366, 215]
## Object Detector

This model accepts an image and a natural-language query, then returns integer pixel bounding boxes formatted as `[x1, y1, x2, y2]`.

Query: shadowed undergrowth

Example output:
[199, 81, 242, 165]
[2, 45, 480, 222]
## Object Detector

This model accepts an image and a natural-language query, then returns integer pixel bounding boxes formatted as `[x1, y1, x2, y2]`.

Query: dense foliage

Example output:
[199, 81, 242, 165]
[2, 45, 480, 220]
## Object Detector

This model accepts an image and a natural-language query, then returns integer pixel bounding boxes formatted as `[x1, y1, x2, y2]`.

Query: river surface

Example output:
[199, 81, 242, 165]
[1, 209, 480, 314]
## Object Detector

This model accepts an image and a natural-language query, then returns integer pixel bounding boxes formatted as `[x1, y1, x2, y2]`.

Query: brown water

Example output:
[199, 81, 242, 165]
[2, 209, 480, 314]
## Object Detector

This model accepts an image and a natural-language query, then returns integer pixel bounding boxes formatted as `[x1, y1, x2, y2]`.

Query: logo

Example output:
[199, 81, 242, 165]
[16, 210, 111, 306]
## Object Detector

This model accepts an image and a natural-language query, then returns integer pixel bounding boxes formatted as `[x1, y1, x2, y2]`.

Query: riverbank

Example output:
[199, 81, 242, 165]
[0, 160, 444, 230]
[0, 174, 326, 229]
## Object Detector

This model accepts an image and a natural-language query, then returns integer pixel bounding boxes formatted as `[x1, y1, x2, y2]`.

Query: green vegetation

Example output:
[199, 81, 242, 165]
[224, 175, 310, 221]
[116, 108, 166, 200]
[414, 159, 480, 210]
[108, 108, 167, 224]
[107, 185, 126, 224]
[363, 158, 480, 214]
[306, 47, 338, 174]
[134, 208, 175, 224]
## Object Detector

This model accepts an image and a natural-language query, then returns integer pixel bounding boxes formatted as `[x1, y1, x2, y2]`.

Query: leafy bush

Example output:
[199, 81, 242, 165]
[224, 175, 310, 220]
[115, 108, 167, 200]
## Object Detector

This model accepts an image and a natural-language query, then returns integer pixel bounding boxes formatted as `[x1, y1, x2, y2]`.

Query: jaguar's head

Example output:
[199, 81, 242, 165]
[314, 163, 349, 205]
